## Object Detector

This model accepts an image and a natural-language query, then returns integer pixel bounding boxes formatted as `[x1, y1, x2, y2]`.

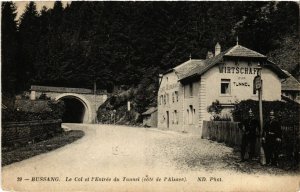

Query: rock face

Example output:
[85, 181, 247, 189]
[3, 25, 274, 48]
[97, 88, 140, 125]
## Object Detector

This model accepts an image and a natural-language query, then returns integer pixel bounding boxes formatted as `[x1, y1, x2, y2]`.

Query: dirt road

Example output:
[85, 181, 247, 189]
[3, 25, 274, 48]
[2, 124, 299, 191]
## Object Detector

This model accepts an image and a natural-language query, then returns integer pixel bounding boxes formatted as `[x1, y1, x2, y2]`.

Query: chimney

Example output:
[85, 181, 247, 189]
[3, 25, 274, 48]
[206, 51, 213, 59]
[215, 42, 221, 56]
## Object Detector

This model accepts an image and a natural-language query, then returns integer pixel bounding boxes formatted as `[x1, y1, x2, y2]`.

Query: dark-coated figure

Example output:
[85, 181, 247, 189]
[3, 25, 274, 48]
[240, 109, 259, 162]
[263, 111, 282, 166]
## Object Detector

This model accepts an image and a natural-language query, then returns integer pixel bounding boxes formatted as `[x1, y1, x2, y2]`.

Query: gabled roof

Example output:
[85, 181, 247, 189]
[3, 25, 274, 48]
[281, 70, 300, 91]
[179, 47, 231, 81]
[178, 44, 288, 82]
[225, 44, 266, 58]
[174, 59, 205, 79]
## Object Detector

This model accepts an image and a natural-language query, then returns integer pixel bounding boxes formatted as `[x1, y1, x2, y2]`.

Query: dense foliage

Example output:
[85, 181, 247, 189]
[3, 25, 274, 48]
[232, 99, 300, 126]
[1, 1, 299, 115]
[2, 100, 65, 122]
[2, 2, 299, 91]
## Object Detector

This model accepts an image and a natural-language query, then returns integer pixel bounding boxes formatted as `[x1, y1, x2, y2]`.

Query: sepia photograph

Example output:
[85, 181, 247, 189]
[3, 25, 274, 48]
[1, 1, 300, 191]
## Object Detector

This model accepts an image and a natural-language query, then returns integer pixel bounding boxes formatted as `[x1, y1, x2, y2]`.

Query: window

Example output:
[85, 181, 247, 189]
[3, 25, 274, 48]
[221, 79, 231, 95]
[174, 110, 178, 124]
[175, 91, 179, 102]
[235, 59, 239, 65]
[248, 60, 252, 66]
[172, 92, 175, 103]
[171, 111, 174, 124]
[163, 95, 166, 105]
[189, 105, 193, 124]
[186, 109, 189, 125]
[166, 94, 169, 104]
[189, 83, 193, 97]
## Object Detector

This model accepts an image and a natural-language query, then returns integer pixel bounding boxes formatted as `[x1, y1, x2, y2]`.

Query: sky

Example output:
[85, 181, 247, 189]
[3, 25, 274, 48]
[14, 1, 69, 20]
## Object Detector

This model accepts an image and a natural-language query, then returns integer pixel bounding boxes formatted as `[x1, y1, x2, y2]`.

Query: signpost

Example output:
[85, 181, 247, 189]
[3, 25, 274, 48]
[254, 64, 266, 165]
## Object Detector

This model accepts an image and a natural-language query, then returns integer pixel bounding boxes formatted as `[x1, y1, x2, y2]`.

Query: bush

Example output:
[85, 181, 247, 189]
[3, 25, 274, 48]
[232, 99, 300, 125]
[207, 100, 228, 121]
[48, 100, 65, 119]
[2, 100, 65, 122]
[38, 93, 51, 100]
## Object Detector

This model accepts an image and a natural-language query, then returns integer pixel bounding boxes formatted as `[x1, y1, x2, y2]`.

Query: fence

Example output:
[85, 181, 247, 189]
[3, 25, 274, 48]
[202, 121, 243, 146]
[2, 119, 62, 147]
[202, 121, 300, 161]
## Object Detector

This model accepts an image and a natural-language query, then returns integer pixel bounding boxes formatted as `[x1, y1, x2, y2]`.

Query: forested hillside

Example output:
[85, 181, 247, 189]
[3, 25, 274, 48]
[2, 1, 299, 110]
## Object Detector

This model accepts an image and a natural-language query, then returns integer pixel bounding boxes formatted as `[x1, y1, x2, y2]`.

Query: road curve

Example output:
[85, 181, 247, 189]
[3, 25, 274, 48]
[2, 124, 299, 192]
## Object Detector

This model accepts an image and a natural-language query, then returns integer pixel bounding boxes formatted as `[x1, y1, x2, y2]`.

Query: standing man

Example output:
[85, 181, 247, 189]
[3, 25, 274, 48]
[262, 111, 282, 166]
[240, 109, 259, 162]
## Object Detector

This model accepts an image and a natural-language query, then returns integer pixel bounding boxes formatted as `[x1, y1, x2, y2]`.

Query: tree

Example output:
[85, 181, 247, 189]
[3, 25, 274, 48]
[18, 2, 41, 90]
[1, 2, 18, 95]
[3, 1, 299, 99]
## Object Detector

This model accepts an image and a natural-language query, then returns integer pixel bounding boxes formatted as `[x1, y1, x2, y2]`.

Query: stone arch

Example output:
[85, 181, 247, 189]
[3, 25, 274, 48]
[55, 93, 93, 123]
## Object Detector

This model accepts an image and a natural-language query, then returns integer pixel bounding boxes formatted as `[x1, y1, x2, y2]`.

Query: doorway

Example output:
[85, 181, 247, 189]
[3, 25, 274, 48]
[166, 111, 169, 129]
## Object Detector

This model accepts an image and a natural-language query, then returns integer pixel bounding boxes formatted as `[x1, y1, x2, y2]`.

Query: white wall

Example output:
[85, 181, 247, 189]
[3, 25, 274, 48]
[202, 60, 282, 121]
[157, 72, 184, 131]
[157, 59, 283, 136]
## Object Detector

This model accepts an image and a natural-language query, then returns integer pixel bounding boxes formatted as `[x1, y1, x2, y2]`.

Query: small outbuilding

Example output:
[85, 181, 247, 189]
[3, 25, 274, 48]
[281, 70, 300, 104]
[142, 107, 158, 127]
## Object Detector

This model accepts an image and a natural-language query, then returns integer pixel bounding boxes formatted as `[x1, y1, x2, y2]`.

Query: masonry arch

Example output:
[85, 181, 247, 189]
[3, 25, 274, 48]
[55, 93, 93, 123]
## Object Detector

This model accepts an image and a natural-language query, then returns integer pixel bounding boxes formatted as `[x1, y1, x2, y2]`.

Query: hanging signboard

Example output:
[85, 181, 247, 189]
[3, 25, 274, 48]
[253, 75, 262, 90]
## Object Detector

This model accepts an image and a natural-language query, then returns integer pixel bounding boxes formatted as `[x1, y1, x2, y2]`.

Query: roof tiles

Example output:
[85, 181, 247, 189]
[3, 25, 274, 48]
[174, 59, 205, 79]
[281, 70, 300, 91]
[168, 44, 287, 82]
[225, 45, 266, 58]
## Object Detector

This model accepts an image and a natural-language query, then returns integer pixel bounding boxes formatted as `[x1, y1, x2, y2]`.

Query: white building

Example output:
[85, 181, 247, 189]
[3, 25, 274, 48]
[157, 43, 288, 135]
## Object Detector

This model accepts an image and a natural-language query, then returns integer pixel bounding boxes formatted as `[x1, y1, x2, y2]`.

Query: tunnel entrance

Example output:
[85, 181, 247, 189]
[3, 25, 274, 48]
[60, 97, 86, 123]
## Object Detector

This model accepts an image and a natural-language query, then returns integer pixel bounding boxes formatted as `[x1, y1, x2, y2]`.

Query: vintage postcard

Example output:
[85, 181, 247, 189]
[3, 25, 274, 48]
[1, 1, 300, 191]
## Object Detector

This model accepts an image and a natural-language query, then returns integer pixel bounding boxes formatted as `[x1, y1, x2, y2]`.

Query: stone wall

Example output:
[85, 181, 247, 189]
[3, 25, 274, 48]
[2, 120, 62, 147]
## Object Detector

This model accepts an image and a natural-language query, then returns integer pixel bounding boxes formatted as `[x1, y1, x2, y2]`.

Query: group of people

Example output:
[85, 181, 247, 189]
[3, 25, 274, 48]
[240, 110, 282, 166]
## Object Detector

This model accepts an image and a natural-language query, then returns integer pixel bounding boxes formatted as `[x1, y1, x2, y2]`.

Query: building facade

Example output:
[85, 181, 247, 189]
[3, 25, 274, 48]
[157, 43, 288, 135]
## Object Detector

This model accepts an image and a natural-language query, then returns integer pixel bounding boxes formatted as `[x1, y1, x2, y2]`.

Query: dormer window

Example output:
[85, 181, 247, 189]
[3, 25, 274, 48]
[235, 59, 239, 66]
[248, 60, 252, 66]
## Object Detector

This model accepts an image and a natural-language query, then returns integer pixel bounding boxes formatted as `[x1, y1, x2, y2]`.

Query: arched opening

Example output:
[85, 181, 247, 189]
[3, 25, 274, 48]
[56, 93, 92, 123]
[60, 97, 86, 123]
